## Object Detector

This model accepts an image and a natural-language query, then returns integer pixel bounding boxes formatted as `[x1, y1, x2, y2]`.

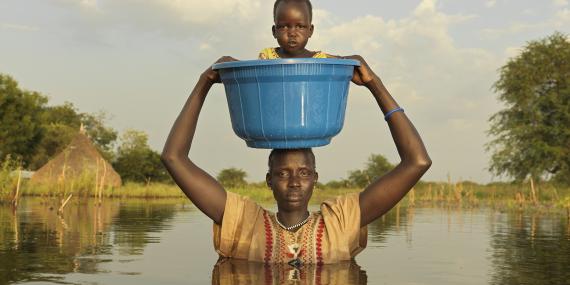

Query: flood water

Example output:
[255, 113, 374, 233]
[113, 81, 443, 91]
[0, 198, 569, 285]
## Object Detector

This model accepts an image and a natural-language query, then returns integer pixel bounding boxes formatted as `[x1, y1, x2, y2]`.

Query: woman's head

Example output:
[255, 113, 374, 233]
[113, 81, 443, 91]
[266, 148, 318, 212]
[272, 0, 314, 58]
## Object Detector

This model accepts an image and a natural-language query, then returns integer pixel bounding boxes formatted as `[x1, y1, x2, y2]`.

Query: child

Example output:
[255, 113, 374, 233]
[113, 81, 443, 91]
[259, 0, 329, 59]
[161, 0, 431, 267]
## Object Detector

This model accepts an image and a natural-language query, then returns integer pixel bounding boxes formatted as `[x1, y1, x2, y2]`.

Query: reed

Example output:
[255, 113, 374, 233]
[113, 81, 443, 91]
[0, 157, 20, 203]
[28, 170, 101, 198]
[402, 180, 570, 212]
[12, 168, 22, 207]
[5, 169, 570, 213]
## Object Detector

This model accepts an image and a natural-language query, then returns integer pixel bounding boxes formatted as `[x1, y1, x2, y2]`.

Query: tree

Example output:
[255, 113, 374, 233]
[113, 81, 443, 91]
[0, 74, 119, 169]
[80, 111, 117, 161]
[0, 74, 47, 167]
[113, 129, 170, 183]
[347, 154, 394, 188]
[217, 168, 248, 188]
[325, 179, 351, 189]
[487, 32, 570, 184]
[28, 102, 117, 169]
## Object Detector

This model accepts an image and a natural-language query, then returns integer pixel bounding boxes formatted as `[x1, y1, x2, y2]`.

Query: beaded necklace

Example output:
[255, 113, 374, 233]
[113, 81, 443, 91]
[275, 212, 311, 231]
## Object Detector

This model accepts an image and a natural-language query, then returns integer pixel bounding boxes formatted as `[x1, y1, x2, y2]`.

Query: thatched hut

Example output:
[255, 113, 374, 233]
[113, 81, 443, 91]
[31, 132, 121, 187]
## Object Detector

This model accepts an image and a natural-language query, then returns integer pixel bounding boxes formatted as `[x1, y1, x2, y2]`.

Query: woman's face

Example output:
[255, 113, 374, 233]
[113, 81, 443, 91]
[266, 150, 318, 212]
[272, 2, 314, 57]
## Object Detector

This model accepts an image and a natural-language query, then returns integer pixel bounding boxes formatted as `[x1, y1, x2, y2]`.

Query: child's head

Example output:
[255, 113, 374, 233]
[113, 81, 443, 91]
[266, 148, 318, 211]
[272, 0, 314, 57]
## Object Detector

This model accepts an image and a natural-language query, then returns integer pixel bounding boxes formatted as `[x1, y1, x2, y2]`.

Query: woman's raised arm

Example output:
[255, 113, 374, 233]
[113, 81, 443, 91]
[344, 55, 432, 227]
[161, 56, 237, 224]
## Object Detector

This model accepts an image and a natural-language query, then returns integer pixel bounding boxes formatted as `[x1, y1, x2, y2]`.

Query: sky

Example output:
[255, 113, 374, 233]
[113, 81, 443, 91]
[1, 0, 569, 184]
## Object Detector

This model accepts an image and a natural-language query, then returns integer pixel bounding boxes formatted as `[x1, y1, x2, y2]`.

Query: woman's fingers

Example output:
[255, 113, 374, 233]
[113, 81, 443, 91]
[204, 56, 239, 84]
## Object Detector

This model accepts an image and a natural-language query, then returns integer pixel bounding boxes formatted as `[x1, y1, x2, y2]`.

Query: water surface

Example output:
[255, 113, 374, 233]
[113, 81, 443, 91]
[0, 198, 568, 284]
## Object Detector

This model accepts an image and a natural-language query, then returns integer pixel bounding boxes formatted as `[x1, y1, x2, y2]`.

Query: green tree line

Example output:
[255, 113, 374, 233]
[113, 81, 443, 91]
[0, 74, 169, 183]
[216, 153, 393, 189]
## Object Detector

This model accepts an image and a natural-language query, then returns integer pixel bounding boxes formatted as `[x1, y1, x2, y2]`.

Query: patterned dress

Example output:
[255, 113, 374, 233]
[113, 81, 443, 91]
[213, 192, 367, 265]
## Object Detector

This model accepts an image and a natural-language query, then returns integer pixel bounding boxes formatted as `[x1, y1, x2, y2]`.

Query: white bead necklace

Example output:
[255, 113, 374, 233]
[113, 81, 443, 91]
[276, 212, 311, 231]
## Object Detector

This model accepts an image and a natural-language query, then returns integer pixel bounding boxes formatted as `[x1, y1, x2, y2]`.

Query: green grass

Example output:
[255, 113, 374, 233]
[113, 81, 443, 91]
[400, 181, 570, 212]
[5, 175, 570, 213]
[0, 157, 21, 202]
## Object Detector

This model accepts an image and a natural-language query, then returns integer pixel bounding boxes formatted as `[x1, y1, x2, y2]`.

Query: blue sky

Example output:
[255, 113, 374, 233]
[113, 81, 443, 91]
[1, 0, 569, 183]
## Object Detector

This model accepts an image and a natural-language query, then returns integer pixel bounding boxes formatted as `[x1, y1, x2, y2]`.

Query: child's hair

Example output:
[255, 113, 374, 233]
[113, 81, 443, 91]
[273, 0, 313, 22]
[268, 148, 316, 171]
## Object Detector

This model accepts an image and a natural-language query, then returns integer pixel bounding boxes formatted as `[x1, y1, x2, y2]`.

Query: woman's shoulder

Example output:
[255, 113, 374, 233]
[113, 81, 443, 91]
[225, 191, 268, 212]
[319, 192, 361, 218]
[321, 192, 360, 206]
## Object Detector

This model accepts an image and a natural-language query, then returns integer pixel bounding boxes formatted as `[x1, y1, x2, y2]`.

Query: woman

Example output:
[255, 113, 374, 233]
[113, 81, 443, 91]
[161, 55, 431, 266]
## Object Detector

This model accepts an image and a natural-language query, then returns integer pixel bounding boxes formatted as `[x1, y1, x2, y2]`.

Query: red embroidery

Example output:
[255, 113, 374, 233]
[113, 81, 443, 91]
[315, 218, 325, 265]
[263, 212, 324, 264]
[263, 211, 273, 263]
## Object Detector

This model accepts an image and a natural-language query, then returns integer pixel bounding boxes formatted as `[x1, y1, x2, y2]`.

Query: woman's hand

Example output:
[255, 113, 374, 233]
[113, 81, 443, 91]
[202, 56, 239, 84]
[341, 55, 378, 87]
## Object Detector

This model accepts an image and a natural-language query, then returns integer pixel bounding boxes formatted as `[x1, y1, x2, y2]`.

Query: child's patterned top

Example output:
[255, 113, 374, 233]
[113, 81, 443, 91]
[259, 47, 329, 59]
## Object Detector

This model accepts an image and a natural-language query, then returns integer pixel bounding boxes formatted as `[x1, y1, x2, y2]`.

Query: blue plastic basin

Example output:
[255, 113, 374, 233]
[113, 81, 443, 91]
[212, 58, 360, 149]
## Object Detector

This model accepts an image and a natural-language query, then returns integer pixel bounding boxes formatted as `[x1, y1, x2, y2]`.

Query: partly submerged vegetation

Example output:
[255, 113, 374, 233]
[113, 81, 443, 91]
[2, 175, 569, 216]
[1, 154, 569, 214]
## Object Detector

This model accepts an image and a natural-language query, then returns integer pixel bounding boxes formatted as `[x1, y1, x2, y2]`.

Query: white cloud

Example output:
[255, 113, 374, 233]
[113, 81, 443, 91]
[155, 0, 261, 23]
[522, 9, 534, 16]
[481, 22, 546, 39]
[199, 42, 212, 51]
[60, 0, 262, 21]
[449, 118, 472, 130]
[80, 0, 98, 8]
[554, 8, 570, 26]
[504, 46, 522, 59]
[57, 0, 100, 10]
[481, 5, 570, 39]
[0, 23, 39, 32]
[312, 9, 337, 28]
[485, 0, 497, 8]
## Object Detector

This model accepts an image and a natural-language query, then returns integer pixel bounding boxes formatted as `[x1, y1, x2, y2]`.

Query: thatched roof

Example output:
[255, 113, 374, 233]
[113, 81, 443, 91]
[31, 132, 121, 187]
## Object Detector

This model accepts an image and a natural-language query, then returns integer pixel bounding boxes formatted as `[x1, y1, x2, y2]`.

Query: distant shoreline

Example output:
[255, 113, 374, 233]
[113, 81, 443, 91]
[2, 181, 569, 214]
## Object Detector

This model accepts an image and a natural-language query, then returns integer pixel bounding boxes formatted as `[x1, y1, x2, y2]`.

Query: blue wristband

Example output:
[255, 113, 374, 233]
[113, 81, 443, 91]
[384, 107, 404, 121]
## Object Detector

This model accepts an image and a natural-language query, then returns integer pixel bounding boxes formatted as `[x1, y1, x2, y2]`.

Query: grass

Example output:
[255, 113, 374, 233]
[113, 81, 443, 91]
[2, 164, 569, 214]
[0, 157, 21, 202]
[400, 180, 570, 213]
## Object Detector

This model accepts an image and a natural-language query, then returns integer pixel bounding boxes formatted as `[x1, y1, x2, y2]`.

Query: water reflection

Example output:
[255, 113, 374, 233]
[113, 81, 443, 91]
[0, 198, 185, 284]
[489, 212, 570, 285]
[367, 204, 416, 245]
[1, 198, 570, 285]
[213, 259, 366, 285]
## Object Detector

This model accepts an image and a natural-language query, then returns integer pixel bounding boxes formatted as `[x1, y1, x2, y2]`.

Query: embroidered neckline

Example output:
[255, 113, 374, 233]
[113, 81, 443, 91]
[263, 211, 324, 265]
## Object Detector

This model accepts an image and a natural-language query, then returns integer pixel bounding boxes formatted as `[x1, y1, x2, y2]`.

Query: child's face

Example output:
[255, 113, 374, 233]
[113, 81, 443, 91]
[266, 150, 318, 212]
[272, 2, 314, 57]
